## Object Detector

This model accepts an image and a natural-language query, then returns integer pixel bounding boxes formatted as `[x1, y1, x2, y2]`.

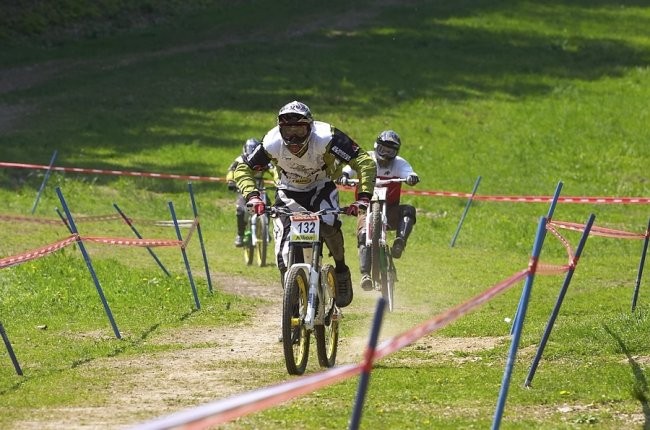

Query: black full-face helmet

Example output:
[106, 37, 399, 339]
[242, 138, 260, 156]
[277, 101, 313, 155]
[374, 130, 401, 161]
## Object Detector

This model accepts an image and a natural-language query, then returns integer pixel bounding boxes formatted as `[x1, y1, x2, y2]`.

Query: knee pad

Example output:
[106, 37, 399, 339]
[321, 224, 345, 262]
[401, 205, 417, 224]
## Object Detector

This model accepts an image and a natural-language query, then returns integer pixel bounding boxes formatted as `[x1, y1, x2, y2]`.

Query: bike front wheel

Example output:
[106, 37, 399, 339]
[255, 215, 269, 267]
[380, 247, 396, 312]
[370, 202, 382, 282]
[315, 264, 338, 368]
[243, 238, 254, 265]
[282, 266, 310, 375]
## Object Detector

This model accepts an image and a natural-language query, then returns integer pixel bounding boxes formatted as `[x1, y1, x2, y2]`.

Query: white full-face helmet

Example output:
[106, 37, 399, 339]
[277, 101, 313, 155]
[374, 130, 401, 161]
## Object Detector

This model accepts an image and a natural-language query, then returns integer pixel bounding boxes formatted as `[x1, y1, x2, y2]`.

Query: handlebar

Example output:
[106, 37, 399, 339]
[346, 178, 407, 186]
[267, 206, 351, 217]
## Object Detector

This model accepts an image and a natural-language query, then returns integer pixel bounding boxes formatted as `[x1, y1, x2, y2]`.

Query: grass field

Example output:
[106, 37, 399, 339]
[1, 1, 650, 429]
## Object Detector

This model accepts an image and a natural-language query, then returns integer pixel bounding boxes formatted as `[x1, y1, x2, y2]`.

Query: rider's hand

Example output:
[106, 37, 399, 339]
[336, 173, 350, 186]
[406, 174, 420, 186]
[345, 196, 369, 216]
[227, 181, 237, 191]
[246, 196, 266, 215]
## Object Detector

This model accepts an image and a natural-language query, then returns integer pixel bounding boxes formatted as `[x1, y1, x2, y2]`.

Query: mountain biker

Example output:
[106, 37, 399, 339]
[234, 100, 376, 307]
[226, 138, 275, 247]
[337, 130, 420, 291]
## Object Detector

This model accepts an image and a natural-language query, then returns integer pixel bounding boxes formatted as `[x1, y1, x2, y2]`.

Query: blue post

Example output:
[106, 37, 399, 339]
[113, 203, 171, 277]
[187, 182, 213, 293]
[349, 297, 386, 430]
[511, 181, 563, 335]
[524, 213, 595, 387]
[0, 322, 23, 376]
[55, 207, 72, 233]
[545, 181, 563, 220]
[168, 201, 201, 310]
[450, 175, 482, 247]
[31, 150, 58, 214]
[55, 187, 121, 339]
[492, 216, 547, 430]
[631, 218, 650, 312]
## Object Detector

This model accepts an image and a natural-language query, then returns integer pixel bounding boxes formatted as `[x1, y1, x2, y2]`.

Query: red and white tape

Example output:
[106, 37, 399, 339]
[3, 161, 649, 204]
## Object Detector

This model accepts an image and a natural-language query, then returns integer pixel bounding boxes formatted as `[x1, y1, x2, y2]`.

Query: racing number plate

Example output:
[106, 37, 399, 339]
[289, 214, 320, 243]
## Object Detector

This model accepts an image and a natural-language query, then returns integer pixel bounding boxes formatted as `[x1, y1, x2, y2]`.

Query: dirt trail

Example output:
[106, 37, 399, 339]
[12, 273, 289, 429]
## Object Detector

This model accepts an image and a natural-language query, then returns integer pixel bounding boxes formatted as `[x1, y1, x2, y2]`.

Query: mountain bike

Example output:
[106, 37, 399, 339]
[349, 178, 407, 312]
[243, 184, 272, 267]
[273, 206, 347, 375]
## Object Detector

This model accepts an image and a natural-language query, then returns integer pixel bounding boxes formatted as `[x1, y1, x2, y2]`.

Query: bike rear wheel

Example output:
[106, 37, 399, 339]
[370, 202, 382, 283]
[243, 236, 254, 265]
[282, 266, 310, 375]
[255, 215, 269, 267]
[315, 264, 338, 368]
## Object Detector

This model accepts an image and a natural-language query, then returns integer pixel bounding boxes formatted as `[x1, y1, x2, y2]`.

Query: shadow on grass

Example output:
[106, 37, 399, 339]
[603, 324, 650, 430]
[1, 0, 649, 188]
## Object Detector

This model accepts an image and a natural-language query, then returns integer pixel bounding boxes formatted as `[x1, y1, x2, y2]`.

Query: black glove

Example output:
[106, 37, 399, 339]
[336, 173, 350, 186]
[227, 181, 237, 191]
[406, 174, 420, 186]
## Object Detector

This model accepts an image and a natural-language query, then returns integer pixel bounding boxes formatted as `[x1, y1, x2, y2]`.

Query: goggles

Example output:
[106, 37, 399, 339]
[280, 123, 310, 141]
[376, 143, 398, 159]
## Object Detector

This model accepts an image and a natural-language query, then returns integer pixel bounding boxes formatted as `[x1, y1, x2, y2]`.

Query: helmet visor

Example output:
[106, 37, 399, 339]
[376, 143, 397, 159]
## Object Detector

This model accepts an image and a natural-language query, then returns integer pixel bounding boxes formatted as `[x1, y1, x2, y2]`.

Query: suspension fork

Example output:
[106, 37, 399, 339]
[380, 200, 389, 247]
[304, 241, 322, 330]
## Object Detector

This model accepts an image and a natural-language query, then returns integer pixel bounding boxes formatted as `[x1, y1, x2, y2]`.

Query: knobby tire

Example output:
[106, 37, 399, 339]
[315, 264, 338, 368]
[370, 202, 382, 283]
[282, 266, 310, 375]
[255, 214, 269, 267]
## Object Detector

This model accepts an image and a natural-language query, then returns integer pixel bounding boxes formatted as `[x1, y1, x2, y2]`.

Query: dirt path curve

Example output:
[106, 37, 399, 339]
[13, 272, 299, 429]
[14, 265, 415, 430]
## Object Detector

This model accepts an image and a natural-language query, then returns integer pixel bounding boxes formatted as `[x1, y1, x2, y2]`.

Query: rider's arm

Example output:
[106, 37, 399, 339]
[348, 150, 375, 197]
[392, 157, 417, 177]
[327, 128, 376, 197]
[226, 156, 242, 183]
[392, 157, 419, 186]
[234, 144, 273, 199]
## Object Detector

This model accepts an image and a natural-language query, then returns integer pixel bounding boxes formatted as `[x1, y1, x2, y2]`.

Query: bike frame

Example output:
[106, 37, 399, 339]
[248, 186, 267, 248]
[365, 186, 390, 255]
[349, 178, 406, 311]
[286, 211, 335, 330]
[244, 178, 273, 266]
[278, 206, 347, 374]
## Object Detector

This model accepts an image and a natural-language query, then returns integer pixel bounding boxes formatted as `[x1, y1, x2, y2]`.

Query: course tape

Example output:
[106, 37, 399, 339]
[0, 213, 196, 228]
[0, 161, 226, 183]
[546, 223, 574, 262]
[0, 214, 64, 225]
[132, 364, 362, 430]
[0, 235, 78, 269]
[83, 236, 182, 247]
[1, 233, 189, 270]
[372, 269, 529, 361]
[549, 220, 647, 240]
[3, 161, 649, 204]
[130, 267, 537, 430]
